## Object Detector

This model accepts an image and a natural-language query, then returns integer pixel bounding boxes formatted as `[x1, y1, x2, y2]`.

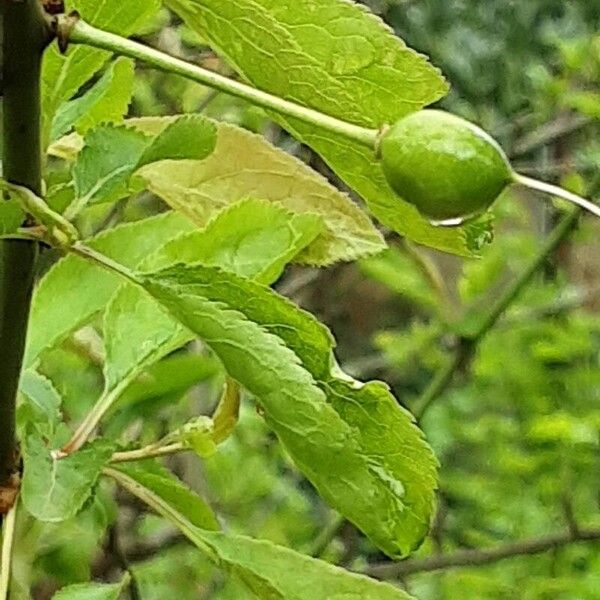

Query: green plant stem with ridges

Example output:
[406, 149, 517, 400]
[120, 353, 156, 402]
[60, 16, 378, 149]
[0, 0, 51, 491]
[414, 208, 581, 419]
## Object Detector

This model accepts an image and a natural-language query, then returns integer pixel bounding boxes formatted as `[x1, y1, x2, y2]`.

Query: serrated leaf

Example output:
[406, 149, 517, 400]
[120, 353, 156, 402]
[114, 461, 219, 531]
[25, 211, 194, 367]
[137, 264, 437, 557]
[102, 199, 323, 413]
[109, 466, 413, 599]
[42, 0, 161, 147]
[22, 437, 115, 522]
[52, 575, 130, 600]
[135, 118, 385, 265]
[71, 115, 216, 212]
[166, 0, 484, 256]
[144, 198, 325, 283]
[50, 57, 135, 142]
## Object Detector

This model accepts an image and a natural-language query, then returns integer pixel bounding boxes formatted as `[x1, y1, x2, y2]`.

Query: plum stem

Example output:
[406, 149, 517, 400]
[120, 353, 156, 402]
[514, 173, 600, 219]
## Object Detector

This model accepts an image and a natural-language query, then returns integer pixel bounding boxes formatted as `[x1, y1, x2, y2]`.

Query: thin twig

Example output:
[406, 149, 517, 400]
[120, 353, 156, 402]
[365, 526, 600, 579]
[414, 208, 581, 419]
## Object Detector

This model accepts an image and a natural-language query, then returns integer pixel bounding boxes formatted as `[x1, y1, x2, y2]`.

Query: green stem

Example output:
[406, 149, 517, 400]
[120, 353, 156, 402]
[0, 501, 18, 600]
[60, 378, 132, 455]
[59, 15, 378, 149]
[514, 173, 600, 219]
[414, 208, 580, 419]
[412, 344, 471, 419]
[55, 243, 142, 454]
[110, 443, 185, 464]
[0, 0, 51, 489]
[70, 242, 142, 286]
[103, 467, 216, 560]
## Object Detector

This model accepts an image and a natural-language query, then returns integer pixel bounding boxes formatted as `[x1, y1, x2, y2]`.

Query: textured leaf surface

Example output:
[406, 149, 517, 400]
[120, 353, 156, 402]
[114, 462, 219, 531]
[22, 437, 114, 522]
[166, 0, 482, 255]
[71, 115, 216, 210]
[25, 212, 194, 366]
[138, 264, 437, 557]
[103, 199, 322, 407]
[110, 467, 414, 599]
[50, 57, 135, 142]
[133, 117, 385, 265]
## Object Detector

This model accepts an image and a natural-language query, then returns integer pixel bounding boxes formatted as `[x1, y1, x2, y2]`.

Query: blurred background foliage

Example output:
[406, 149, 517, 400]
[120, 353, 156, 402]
[22, 1, 600, 598]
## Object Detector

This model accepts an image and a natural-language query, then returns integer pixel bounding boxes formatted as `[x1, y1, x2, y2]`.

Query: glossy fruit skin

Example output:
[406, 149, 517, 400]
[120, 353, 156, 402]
[380, 110, 513, 222]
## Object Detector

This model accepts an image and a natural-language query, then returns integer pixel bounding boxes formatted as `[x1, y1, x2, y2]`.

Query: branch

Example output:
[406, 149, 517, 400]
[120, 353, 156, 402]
[365, 526, 600, 579]
[413, 208, 581, 419]
[0, 0, 52, 496]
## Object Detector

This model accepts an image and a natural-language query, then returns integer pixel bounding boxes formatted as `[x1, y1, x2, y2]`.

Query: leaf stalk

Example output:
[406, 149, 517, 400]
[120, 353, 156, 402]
[57, 15, 379, 150]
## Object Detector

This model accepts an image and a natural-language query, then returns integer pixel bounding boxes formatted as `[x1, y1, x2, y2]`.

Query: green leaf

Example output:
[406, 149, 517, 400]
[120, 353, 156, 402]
[22, 437, 115, 522]
[102, 284, 190, 394]
[42, 0, 161, 146]
[144, 198, 324, 283]
[166, 0, 482, 256]
[132, 117, 386, 265]
[109, 466, 414, 599]
[25, 211, 194, 367]
[71, 115, 217, 211]
[138, 264, 437, 557]
[0, 200, 25, 236]
[18, 370, 63, 435]
[52, 575, 130, 600]
[102, 199, 322, 415]
[50, 57, 135, 142]
[113, 462, 219, 530]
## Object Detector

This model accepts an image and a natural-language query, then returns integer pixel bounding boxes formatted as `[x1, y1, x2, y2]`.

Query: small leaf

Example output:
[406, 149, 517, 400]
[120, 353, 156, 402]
[109, 467, 414, 599]
[114, 461, 220, 531]
[71, 115, 217, 211]
[25, 211, 194, 367]
[51, 57, 135, 142]
[162, 416, 217, 457]
[138, 264, 437, 557]
[143, 198, 325, 283]
[22, 437, 115, 522]
[52, 574, 130, 600]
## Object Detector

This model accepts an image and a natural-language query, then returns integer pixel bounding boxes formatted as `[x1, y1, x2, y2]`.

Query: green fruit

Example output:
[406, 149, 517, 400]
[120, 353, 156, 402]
[380, 110, 513, 223]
